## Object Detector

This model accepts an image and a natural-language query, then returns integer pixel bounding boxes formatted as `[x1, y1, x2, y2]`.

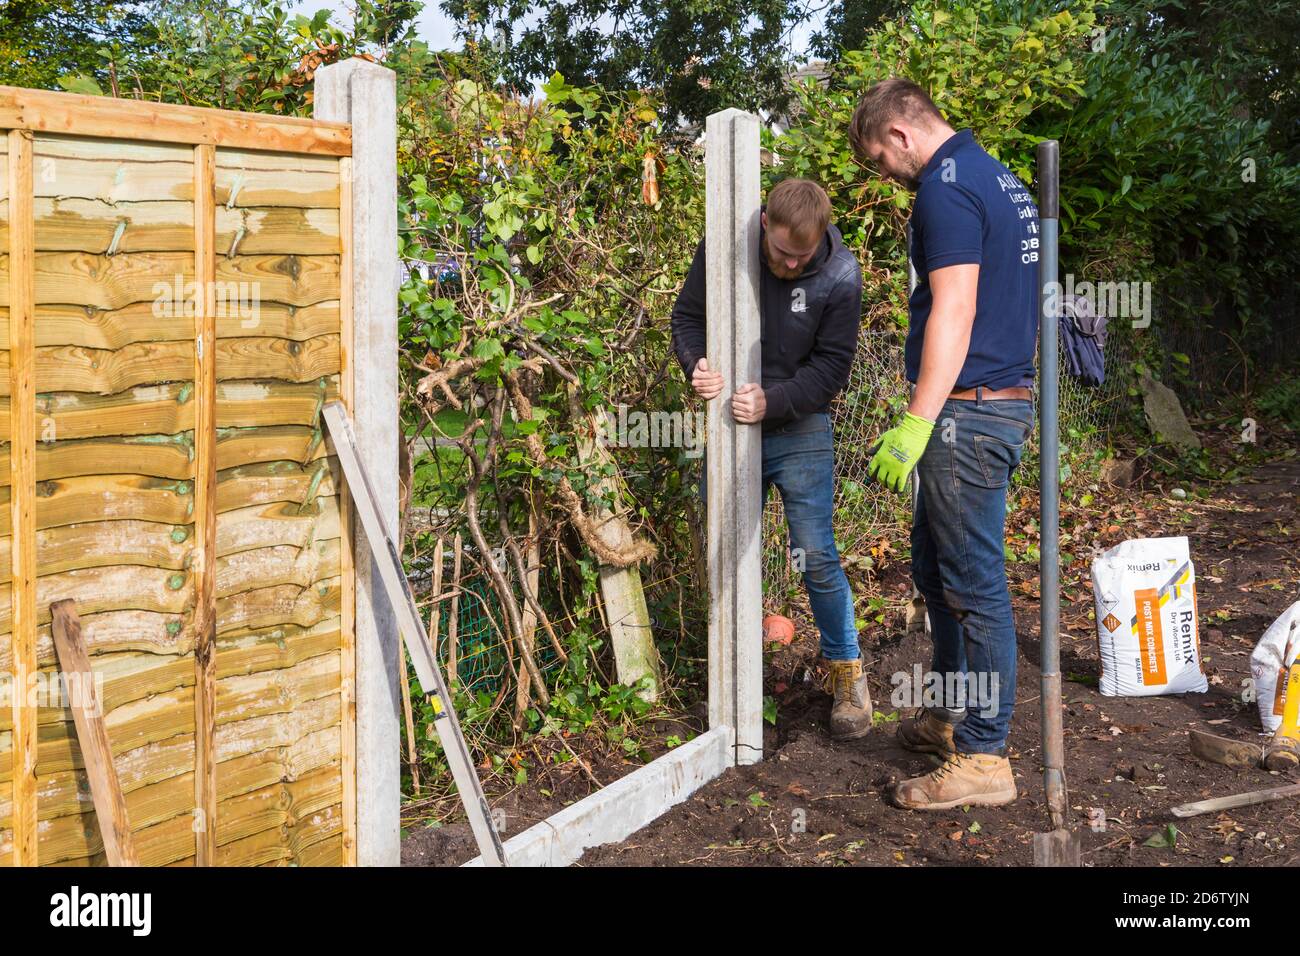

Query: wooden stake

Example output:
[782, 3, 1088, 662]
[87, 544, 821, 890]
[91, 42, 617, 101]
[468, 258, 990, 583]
[50, 600, 139, 866]
[1172, 782, 1300, 819]
[447, 533, 462, 687]
[8, 129, 37, 865]
[398, 642, 419, 794]
[192, 142, 218, 865]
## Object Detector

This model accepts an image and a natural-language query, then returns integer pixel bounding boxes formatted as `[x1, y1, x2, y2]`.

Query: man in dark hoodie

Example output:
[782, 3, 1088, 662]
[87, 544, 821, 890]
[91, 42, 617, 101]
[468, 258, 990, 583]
[670, 178, 870, 739]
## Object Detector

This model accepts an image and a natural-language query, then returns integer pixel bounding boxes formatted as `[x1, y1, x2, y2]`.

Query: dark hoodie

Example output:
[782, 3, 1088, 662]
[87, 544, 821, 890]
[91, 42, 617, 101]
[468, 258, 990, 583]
[670, 207, 864, 431]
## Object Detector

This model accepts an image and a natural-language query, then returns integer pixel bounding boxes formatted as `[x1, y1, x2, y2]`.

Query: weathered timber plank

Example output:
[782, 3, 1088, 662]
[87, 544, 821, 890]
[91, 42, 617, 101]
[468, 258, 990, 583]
[216, 206, 339, 255]
[49, 600, 140, 865]
[32, 385, 194, 440]
[215, 576, 341, 635]
[0, 88, 351, 155]
[193, 140, 218, 867]
[22, 302, 195, 350]
[36, 686, 195, 776]
[1, 301, 340, 351]
[215, 496, 339, 557]
[9, 128, 38, 865]
[215, 424, 327, 471]
[24, 434, 194, 482]
[215, 459, 339, 513]
[32, 150, 193, 203]
[215, 538, 341, 600]
[24, 198, 194, 253]
[0, 565, 192, 632]
[216, 301, 340, 342]
[29, 724, 337, 831]
[215, 336, 340, 382]
[216, 255, 339, 308]
[0, 610, 188, 672]
[0, 520, 190, 583]
[214, 619, 341, 680]
[217, 377, 337, 429]
[27, 474, 194, 532]
[214, 652, 340, 728]
[23, 342, 194, 395]
[0, 251, 194, 310]
[212, 764, 340, 851]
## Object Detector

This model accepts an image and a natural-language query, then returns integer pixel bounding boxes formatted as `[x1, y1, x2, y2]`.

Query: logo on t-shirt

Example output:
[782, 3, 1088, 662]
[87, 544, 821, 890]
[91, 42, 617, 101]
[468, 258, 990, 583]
[790, 287, 806, 313]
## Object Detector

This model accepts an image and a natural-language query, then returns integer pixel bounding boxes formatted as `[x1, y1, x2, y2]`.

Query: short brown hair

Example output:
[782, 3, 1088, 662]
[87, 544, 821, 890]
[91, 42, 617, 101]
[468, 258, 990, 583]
[848, 78, 946, 161]
[765, 178, 831, 246]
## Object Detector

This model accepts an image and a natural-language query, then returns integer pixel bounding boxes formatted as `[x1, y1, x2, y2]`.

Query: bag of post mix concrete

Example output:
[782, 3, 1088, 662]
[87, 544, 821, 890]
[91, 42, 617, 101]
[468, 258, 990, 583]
[1249, 601, 1300, 733]
[1091, 536, 1206, 696]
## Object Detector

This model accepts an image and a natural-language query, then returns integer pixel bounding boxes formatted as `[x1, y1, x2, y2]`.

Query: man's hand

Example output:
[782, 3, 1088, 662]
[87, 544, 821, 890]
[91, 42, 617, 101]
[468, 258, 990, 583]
[691, 357, 724, 401]
[731, 383, 766, 424]
[867, 412, 934, 493]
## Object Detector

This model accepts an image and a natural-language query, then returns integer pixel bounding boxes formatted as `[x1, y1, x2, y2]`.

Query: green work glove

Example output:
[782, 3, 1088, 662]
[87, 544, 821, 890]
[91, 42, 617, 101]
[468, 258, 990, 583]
[867, 412, 935, 493]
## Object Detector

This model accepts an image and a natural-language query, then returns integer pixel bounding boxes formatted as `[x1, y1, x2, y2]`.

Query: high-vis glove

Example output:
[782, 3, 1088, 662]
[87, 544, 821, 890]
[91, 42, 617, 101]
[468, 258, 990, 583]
[867, 412, 935, 493]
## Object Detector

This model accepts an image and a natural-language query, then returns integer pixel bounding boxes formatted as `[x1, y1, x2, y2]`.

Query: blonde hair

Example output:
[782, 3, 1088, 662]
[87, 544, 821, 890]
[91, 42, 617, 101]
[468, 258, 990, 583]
[766, 178, 832, 246]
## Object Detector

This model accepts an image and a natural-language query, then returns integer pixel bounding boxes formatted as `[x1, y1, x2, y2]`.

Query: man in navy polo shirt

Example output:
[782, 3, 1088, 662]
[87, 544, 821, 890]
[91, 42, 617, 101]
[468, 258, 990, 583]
[850, 78, 1039, 809]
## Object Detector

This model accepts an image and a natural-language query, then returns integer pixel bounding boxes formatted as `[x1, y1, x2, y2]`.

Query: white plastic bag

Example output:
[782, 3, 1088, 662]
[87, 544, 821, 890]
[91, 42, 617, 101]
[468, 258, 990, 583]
[1249, 601, 1300, 733]
[1091, 536, 1206, 696]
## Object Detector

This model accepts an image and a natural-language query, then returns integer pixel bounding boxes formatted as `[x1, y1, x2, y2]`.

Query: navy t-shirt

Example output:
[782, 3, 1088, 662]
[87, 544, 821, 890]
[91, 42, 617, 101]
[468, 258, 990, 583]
[906, 129, 1040, 390]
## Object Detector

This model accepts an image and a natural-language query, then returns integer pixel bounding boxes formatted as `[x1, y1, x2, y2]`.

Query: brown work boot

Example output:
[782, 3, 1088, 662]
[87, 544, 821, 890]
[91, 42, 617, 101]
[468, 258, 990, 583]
[1263, 732, 1300, 772]
[896, 708, 957, 756]
[892, 752, 1017, 811]
[824, 659, 872, 741]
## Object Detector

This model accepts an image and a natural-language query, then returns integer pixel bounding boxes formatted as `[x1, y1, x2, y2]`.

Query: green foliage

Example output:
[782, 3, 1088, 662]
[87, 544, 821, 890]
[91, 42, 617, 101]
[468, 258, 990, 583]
[0, 0, 155, 91]
[438, 0, 807, 129]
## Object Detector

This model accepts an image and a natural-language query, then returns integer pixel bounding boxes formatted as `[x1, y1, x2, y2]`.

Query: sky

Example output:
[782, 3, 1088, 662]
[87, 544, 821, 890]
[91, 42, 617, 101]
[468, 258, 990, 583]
[296, 0, 831, 92]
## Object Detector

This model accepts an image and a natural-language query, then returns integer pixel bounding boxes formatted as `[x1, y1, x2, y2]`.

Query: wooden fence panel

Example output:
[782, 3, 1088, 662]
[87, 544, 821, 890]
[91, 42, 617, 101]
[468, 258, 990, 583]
[211, 146, 346, 867]
[0, 86, 356, 866]
[28, 134, 198, 866]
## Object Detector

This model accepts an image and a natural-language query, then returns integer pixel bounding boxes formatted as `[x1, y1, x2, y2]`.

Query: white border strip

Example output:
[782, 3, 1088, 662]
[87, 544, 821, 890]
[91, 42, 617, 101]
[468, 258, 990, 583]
[463, 725, 733, 867]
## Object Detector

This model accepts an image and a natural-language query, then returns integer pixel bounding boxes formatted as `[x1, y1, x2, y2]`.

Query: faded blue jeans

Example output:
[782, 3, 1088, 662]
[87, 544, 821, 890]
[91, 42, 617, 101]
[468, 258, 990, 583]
[701, 412, 860, 662]
[911, 396, 1035, 754]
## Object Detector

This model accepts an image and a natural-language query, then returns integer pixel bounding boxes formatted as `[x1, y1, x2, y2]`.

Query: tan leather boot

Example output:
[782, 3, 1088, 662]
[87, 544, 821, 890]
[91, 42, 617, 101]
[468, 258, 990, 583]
[892, 752, 1017, 810]
[824, 659, 872, 741]
[896, 708, 956, 756]
[1263, 731, 1300, 771]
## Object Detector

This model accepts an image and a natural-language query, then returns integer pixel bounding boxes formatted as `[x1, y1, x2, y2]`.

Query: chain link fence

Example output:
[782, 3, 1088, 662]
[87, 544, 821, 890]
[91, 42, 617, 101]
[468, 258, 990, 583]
[761, 318, 1136, 599]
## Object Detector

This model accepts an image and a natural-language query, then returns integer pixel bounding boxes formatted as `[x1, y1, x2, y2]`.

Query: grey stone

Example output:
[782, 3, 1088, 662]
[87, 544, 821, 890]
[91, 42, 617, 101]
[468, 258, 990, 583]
[1138, 374, 1201, 449]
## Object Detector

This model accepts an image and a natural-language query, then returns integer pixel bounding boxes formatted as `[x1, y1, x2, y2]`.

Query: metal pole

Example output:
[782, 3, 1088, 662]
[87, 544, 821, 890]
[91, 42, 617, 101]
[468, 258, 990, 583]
[1036, 140, 1066, 831]
[905, 225, 928, 637]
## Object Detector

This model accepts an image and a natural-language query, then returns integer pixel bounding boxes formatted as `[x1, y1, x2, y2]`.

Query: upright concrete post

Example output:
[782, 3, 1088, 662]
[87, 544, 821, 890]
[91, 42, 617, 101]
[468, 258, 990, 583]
[704, 109, 763, 765]
[315, 58, 401, 866]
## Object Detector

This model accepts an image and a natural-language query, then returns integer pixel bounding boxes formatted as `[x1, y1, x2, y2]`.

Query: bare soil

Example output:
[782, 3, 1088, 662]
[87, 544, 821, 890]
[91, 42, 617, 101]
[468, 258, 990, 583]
[404, 453, 1300, 867]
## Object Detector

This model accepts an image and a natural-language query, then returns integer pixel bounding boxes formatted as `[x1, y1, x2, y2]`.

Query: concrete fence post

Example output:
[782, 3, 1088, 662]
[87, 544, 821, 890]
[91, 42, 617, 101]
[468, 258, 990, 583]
[704, 109, 763, 766]
[315, 57, 401, 866]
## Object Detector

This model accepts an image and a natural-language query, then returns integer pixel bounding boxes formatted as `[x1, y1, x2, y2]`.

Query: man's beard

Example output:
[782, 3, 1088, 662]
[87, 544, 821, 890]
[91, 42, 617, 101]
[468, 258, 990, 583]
[764, 235, 809, 279]
[895, 150, 925, 191]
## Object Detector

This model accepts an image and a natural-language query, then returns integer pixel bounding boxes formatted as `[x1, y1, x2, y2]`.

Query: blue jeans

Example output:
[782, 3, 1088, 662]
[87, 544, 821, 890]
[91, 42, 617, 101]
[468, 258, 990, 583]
[700, 412, 860, 662]
[911, 397, 1034, 755]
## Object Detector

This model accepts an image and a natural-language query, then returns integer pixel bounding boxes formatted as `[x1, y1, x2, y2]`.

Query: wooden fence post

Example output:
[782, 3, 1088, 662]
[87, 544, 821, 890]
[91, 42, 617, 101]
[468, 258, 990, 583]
[315, 58, 401, 867]
[704, 109, 763, 766]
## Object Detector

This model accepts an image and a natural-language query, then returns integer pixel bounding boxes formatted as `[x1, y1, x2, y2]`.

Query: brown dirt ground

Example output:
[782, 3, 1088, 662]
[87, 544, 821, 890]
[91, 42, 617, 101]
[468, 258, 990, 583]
[403, 453, 1299, 867]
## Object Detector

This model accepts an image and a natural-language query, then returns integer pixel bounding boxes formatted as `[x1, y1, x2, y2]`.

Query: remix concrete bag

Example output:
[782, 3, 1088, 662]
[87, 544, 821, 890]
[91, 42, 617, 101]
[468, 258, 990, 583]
[1091, 536, 1206, 696]
[1249, 601, 1300, 733]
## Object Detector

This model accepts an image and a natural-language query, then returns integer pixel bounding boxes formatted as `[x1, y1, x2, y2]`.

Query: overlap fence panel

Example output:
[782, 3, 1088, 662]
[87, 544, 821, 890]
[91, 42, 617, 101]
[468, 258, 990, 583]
[0, 87, 355, 866]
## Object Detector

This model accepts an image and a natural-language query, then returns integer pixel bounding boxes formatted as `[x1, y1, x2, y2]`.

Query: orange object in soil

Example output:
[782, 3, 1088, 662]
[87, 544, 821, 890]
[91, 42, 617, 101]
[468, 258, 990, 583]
[763, 614, 796, 645]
